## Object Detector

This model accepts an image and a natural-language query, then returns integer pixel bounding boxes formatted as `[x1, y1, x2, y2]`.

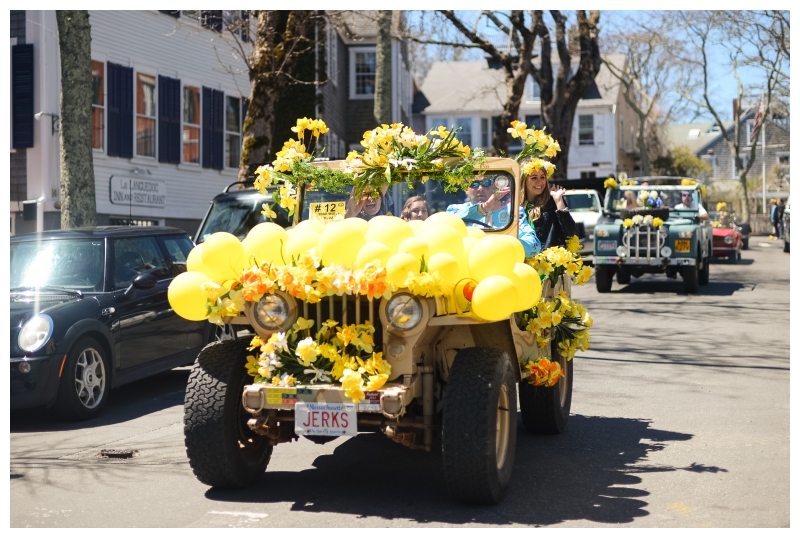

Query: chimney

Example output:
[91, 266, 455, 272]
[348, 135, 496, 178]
[732, 98, 738, 120]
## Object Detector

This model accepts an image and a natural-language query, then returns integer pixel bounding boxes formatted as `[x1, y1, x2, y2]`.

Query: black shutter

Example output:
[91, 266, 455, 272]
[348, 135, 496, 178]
[201, 10, 222, 32]
[12, 44, 34, 149]
[212, 90, 224, 170]
[158, 10, 180, 18]
[108, 62, 133, 158]
[202, 87, 213, 168]
[158, 75, 180, 164]
[240, 11, 250, 42]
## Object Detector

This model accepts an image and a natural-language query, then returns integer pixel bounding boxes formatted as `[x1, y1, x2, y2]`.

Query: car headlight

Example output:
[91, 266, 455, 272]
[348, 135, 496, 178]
[616, 245, 627, 257]
[18, 314, 53, 353]
[678, 231, 693, 238]
[254, 294, 290, 331]
[724, 235, 733, 244]
[596, 229, 610, 237]
[386, 293, 423, 331]
[661, 246, 672, 257]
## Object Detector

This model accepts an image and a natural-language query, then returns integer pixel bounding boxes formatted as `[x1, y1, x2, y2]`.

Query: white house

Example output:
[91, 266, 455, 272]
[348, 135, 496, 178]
[418, 54, 640, 180]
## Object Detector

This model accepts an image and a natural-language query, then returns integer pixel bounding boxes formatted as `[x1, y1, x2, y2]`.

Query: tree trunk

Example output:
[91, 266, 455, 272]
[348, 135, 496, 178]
[374, 10, 393, 125]
[56, 11, 96, 229]
[637, 116, 651, 176]
[491, 64, 530, 156]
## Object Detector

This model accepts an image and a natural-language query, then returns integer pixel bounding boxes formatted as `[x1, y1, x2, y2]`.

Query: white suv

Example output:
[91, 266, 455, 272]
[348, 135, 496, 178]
[563, 189, 602, 258]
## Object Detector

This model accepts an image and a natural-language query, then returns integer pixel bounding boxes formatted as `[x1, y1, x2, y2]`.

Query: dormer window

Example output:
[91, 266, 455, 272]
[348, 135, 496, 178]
[688, 129, 700, 139]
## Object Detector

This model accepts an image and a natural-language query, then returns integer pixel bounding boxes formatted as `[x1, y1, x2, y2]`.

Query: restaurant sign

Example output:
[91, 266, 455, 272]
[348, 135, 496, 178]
[109, 176, 167, 208]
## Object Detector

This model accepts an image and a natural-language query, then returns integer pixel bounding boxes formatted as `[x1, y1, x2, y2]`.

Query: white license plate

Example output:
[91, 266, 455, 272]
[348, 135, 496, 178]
[294, 401, 357, 437]
[598, 240, 618, 251]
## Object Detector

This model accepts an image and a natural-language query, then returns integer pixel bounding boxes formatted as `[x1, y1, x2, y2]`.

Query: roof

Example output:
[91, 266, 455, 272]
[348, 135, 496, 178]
[419, 53, 626, 115]
[665, 121, 735, 154]
[11, 226, 189, 241]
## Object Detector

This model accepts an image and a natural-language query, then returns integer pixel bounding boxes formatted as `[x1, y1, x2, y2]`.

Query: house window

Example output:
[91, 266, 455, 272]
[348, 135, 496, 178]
[777, 153, 789, 165]
[91, 60, 104, 150]
[225, 95, 241, 169]
[353, 50, 376, 97]
[578, 114, 594, 145]
[430, 117, 448, 132]
[524, 115, 541, 130]
[580, 171, 596, 179]
[746, 119, 763, 144]
[136, 72, 156, 157]
[527, 76, 541, 100]
[183, 86, 200, 164]
[481, 118, 489, 147]
[455, 117, 472, 146]
[327, 26, 338, 85]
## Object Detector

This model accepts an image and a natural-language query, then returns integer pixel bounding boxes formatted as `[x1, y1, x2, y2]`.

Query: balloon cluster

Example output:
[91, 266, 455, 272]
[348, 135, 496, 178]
[168, 212, 543, 324]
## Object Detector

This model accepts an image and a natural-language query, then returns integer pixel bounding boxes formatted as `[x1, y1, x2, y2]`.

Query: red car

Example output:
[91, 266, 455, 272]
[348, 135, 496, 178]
[709, 211, 743, 262]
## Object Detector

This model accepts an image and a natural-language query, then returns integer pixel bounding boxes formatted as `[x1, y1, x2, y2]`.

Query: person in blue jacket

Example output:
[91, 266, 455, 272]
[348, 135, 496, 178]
[446, 174, 541, 257]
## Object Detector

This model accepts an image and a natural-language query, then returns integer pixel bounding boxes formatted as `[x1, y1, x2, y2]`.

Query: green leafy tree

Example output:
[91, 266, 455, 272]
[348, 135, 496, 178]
[652, 145, 712, 177]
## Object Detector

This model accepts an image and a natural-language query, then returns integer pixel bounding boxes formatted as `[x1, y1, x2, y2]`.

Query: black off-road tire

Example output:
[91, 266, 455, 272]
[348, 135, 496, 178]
[518, 338, 573, 434]
[616, 267, 631, 285]
[699, 255, 710, 285]
[682, 259, 699, 294]
[595, 265, 613, 293]
[783, 240, 789, 253]
[55, 336, 111, 421]
[184, 339, 273, 488]
[742, 237, 749, 250]
[441, 347, 517, 505]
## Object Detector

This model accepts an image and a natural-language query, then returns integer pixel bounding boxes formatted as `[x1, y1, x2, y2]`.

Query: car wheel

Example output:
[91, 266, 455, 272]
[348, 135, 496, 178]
[682, 259, 699, 294]
[595, 265, 613, 293]
[616, 267, 631, 285]
[728, 252, 737, 263]
[699, 255, 710, 285]
[184, 340, 273, 488]
[742, 237, 749, 250]
[519, 337, 573, 434]
[441, 347, 517, 505]
[213, 323, 238, 342]
[54, 337, 111, 420]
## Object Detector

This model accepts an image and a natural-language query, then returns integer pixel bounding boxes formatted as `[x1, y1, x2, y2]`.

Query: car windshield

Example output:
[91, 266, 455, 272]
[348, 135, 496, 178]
[10, 238, 106, 292]
[197, 193, 291, 243]
[300, 171, 516, 231]
[564, 193, 599, 212]
[607, 187, 700, 214]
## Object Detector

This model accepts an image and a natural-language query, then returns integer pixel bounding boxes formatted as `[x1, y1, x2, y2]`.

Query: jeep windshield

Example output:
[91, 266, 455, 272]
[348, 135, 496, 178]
[300, 171, 517, 231]
[563, 192, 600, 212]
[606, 186, 702, 217]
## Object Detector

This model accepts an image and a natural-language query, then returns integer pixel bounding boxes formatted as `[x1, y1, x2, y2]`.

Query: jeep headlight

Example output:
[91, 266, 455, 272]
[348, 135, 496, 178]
[724, 235, 733, 244]
[661, 246, 672, 257]
[19, 314, 53, 353]
[254, 294, 290, 331]
[616, 246, 627, 257]
[386, 293, 423, 331]
[678, 231, 693, 238]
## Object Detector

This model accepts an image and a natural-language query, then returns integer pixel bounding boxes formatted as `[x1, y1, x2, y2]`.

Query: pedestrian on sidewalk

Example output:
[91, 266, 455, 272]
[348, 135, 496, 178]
[776, 198, 785, 238]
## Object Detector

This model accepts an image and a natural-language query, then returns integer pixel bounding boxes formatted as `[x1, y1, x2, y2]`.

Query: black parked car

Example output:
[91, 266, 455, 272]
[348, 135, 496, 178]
[10, 226, 214, 420]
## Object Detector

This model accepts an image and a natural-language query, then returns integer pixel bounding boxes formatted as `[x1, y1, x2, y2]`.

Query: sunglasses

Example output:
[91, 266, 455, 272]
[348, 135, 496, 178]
[469, 178, 494, 189]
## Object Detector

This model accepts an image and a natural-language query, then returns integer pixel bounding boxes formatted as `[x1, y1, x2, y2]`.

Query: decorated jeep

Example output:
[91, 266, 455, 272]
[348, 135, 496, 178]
[593, 177, 713, 294]
[169, 119, 593, 504]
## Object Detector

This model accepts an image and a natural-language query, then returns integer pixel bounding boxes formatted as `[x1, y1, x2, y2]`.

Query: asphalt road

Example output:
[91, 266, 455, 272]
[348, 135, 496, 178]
[9, 239, 791, 528]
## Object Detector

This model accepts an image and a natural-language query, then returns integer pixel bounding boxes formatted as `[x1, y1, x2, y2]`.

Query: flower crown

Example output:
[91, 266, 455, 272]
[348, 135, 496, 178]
[522, 158, 556, 179]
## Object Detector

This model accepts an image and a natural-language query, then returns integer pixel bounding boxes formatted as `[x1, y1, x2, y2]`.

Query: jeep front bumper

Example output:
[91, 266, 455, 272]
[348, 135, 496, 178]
[595, 256, 696, 266]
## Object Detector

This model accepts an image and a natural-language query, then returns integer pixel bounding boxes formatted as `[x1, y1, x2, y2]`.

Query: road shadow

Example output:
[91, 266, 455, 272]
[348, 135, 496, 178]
[609, 280, 748, 296]
[9, 367, 191, 433]
[709, 258, 755, 265]
[205, 415, 709, 525]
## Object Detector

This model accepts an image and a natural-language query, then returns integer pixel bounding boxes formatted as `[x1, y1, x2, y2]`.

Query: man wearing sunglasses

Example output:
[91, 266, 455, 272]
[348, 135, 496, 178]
[674, 191, 709, 220]
[446, 174, 541, 257]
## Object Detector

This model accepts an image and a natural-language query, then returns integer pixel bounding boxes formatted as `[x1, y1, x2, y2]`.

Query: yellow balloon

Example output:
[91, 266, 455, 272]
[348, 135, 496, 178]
[318, 221, 366, 267]
[421, 211, 467, 237]
[427, 252, 459, 288]
[466, 226, 486, 239]
[168, 271, 213, 321]
[504, 271, 523, 312]
[407, 219, 424, 232]
[186, 244, 204, 273]
[417, 225, 464, 261]
[385, 252, 421, 288]
[294, 219, 325, 234]
[512, 262, 542, 311]
[356, 241, 392, 268]
[283, 230, 320, 263]
[468, 235, 517, 282]
[366, 216, 413, 252]
[462, 237, 479, 259]
[201, 232, 249, 282]
[471, 275, 518, 321]
[338, 217, 370, 234]
[242, 222, 289, 267]
[493, 234, 526, 263]
[398, 236, 431, 262]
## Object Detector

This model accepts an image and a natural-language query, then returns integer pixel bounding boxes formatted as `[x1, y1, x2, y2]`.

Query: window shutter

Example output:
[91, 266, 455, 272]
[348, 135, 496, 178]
[12, 44, 34, 149]
[212, 90, 224, 170]
[158, 75, 180, 164]
[201, 87, 213, 168]
[201, 11, 222, 32]
[108, 62, 133, 158]
[158, 10, 180, 18]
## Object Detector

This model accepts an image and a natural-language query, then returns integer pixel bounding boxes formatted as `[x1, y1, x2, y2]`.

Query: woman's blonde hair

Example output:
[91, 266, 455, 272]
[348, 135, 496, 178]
[520, 156, 552, 222]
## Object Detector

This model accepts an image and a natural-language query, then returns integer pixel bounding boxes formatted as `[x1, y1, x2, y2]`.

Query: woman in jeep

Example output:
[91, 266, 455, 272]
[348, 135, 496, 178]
[521, 158, 576, 249]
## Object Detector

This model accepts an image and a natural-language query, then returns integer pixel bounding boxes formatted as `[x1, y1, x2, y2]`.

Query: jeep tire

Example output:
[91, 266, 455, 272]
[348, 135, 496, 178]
[595, 265, 613, 293]
[616, 267, 631, 285]
[518, 338, 573, 434]
[184, 339, 273, 488]
[682, 259, 699, 294]
[699, 254, 710, 285]
[441, 347, 517, 505]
